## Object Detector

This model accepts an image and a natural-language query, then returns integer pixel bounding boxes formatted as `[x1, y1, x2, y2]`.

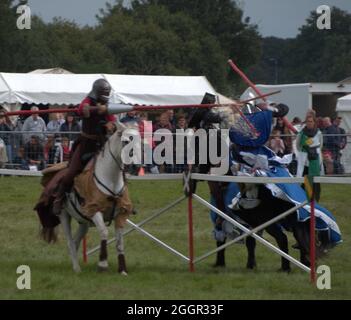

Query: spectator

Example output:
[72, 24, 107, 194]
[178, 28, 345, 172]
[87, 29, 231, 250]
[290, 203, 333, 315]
[176, 115, 187, 130]
[273, 117, 292, 154]
[320, 117, 334, 174]
[0, 138, 8, 168]
[54, 136, 71, 163]
[322, 117, 346, 174]
[13, 146, 26, 169]
[306, 108, 317, 119]
[154, 112, 173, 131]
[43, 135, 58, 167]
[268, 129, 285, 157]
[154, 112, 174, 173]
[47, 112, 65, 133]
[0, 110, 13, 163]
[174, 115, 188, 172]
[291, 117, 303, 154]
[288, 117, 303, 175]
[316, 117, 324, 130]
[12, 116, 24, 152]
[59, 113, 81, 141]
[166, 109, 176, 129]
[22, 106, 47, 144]
[23, 135, 45, 170]
[138, 113, 159, 174]
[292, 117, 302, 130]
[296, 115, 323, 201]
[120, 111, 140, 129]
[330, 117, 346, 174]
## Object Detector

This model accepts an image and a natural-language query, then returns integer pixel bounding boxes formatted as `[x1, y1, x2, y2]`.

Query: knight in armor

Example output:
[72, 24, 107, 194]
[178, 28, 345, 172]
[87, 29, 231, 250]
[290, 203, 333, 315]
[52, 79, 116, 215]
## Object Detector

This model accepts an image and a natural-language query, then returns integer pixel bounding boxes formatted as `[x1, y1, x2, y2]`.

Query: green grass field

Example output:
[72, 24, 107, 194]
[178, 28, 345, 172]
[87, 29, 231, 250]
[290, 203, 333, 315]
[0, 176, 350, 300]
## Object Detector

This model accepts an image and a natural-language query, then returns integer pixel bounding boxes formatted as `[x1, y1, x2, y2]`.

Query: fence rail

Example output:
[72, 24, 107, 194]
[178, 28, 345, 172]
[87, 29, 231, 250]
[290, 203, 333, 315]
[0, 131, 350, 174]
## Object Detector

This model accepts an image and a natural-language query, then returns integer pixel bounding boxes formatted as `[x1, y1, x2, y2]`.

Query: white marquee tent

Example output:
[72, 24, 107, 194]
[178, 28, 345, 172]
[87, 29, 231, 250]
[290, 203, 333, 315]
[0, 73, 217, 110]
[336, 93, 351, 132]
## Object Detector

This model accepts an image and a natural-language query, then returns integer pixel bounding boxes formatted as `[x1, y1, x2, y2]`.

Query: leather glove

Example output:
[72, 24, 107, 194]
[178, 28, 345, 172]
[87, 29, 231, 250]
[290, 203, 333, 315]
[97, 104, 107, 114]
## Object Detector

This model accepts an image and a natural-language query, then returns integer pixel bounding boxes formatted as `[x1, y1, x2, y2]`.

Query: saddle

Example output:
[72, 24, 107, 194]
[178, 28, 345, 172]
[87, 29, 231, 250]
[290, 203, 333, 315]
[40, 162, 69, 187]
[36, 159, 133, 228]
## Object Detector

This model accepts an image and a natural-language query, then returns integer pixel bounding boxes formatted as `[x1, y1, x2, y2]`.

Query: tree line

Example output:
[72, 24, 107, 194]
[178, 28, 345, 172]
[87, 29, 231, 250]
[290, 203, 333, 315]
[1, 0, 351, 95]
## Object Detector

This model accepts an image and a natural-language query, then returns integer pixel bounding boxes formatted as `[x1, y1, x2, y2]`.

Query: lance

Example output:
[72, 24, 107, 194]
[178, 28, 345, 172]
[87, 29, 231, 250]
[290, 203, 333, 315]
[228, 59, 298, 134]
[2, 90, 280, 117]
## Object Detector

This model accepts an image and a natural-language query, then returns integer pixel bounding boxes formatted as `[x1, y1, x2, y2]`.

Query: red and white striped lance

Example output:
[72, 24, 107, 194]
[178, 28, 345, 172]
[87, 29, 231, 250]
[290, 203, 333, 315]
[2, 90, 280, 117]
[228, 59, 297, 134]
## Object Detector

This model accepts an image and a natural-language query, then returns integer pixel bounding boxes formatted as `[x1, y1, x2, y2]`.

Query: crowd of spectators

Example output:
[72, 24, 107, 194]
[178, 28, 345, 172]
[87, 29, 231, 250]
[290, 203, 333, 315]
[119, 109, 190, 174]
[266, 110, 348, 177]
[0, 105, 349, 176]
[0, 107, 78, 171]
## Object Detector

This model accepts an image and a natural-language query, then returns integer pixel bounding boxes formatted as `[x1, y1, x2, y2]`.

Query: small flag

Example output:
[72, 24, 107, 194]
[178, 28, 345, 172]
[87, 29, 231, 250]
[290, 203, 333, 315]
[304, 174, 314, 201]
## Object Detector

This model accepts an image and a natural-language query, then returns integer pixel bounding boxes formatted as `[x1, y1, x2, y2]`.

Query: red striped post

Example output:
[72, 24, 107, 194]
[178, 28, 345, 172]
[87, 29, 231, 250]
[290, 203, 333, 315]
[186, 167, 195, 272]
[188, 193, 195, 272]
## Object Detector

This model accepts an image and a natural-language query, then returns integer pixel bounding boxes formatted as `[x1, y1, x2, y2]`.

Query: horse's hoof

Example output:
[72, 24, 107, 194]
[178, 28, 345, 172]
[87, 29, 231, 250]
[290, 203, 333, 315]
[213, 263, 225, 268]
[246, 262, 257, 270]
[97, 266, 109, 273]
[120, 271, 128, 276]
[73, 266, 81, 273]
[278, 268, 291, 273]
[292, 243, 301, 250]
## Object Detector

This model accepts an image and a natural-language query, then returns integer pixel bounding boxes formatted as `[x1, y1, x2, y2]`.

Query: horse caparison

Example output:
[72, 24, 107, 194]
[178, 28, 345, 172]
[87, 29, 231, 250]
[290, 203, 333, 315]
[211, 182, 319, 272]
[36, 123, 133, 274]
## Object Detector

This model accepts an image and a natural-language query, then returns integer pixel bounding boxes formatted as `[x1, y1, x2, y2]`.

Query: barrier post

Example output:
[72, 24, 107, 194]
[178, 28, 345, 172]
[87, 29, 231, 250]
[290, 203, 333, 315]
[185, 167, 195, 272]
[188, 193, 194, 272]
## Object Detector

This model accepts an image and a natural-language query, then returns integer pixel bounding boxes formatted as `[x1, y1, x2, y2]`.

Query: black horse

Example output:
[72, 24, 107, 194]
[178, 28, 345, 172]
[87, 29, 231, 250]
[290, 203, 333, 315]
[187, 94, 321, 272]
[212, 182, 312, 272]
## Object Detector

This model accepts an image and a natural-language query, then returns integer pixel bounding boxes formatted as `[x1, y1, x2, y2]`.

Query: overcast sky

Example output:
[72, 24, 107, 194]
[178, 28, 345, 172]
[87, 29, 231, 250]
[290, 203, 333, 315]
[27, 0, 351, 38]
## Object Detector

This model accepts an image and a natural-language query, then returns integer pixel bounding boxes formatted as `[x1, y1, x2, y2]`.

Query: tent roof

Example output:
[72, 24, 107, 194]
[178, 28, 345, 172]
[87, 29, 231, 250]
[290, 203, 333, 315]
[338, 76, 351, 85]
[29, 68, 73, 74]
[336, 93, 351, 112]
[0, 73, 216, 106]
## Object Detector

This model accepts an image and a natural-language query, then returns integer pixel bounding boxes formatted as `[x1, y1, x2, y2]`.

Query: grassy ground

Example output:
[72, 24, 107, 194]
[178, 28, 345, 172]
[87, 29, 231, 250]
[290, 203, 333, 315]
[0, 176, 350, 300]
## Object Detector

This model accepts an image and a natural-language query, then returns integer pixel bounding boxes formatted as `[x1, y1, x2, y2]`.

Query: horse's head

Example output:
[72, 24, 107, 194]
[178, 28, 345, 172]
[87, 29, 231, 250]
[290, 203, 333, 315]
[110, 121, 142, 168]
[103, 121, 129, 167]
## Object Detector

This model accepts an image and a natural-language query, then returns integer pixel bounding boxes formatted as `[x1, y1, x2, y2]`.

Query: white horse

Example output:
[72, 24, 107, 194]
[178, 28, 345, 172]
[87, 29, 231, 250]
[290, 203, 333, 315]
[37, 122, 133, 274]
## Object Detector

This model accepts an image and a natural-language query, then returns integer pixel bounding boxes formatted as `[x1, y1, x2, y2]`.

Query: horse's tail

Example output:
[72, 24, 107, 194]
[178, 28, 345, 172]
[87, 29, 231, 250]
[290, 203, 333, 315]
[39, 226, 59, 244]
[34, 201, 61, 244]
[296, 221, 327, 260]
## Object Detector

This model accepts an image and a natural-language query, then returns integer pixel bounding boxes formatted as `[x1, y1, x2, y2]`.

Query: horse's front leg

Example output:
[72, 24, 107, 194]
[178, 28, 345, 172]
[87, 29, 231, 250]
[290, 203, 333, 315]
[115, 215, 128, 276]
[60, 210, 81, 273]
[266, 225, 291, 272]
[214, 240, 226, 267]
[246, 236, 257, 269]
[92, 211, 109, 272]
